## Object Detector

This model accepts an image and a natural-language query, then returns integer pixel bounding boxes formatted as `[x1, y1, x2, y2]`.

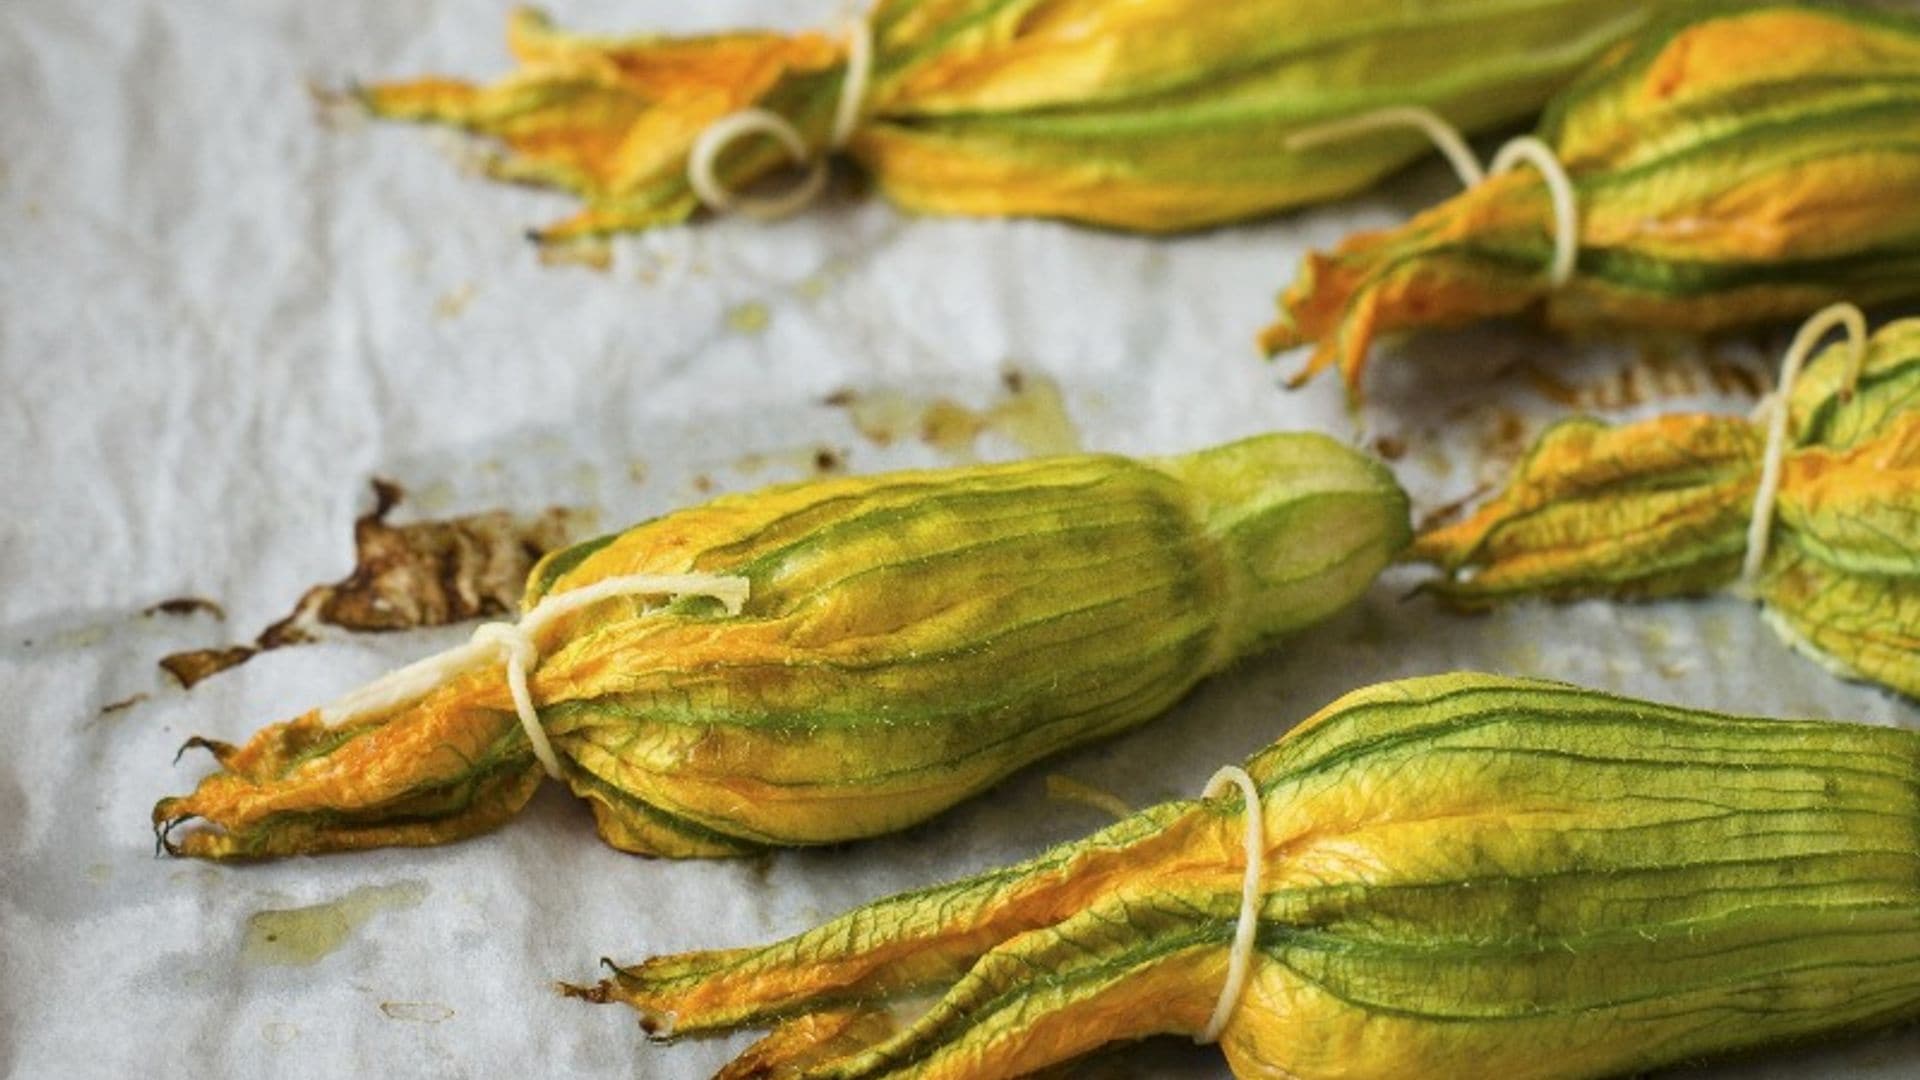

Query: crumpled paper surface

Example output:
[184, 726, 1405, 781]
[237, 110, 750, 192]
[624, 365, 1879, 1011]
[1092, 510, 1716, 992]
[3, 2, 1917, 1077]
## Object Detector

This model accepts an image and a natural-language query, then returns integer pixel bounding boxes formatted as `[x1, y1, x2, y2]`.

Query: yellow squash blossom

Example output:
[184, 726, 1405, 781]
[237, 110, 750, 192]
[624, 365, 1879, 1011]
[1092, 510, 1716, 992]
[1264, 4, 1920, 396]
[573, 673, 1920, 1079]
[154, 434, 1407, 859]
[1414, 317, 1920, 699]
[357, 1, 1689, 243]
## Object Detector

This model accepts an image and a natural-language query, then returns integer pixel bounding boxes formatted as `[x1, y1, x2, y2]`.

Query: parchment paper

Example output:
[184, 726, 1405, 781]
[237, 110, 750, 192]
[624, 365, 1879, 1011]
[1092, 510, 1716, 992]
[3, 2, 1917, 1077]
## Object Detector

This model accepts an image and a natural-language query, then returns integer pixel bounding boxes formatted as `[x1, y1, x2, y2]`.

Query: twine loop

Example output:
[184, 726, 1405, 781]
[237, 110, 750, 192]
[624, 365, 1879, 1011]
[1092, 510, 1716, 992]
[1286, 105, 1580, 286]
[1195, 765, 1265, 1044]
[686, 16, 872, 219]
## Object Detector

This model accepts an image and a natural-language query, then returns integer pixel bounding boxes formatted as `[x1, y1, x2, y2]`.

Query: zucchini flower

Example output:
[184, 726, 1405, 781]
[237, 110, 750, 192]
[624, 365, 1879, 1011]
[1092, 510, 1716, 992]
[356, 1, 1683, 243]
[571, 673, 1920, 1080]
[1414, 311, 1920, 699]
[154, 434, 1408, 859]
[1263, 3, 1920, 396]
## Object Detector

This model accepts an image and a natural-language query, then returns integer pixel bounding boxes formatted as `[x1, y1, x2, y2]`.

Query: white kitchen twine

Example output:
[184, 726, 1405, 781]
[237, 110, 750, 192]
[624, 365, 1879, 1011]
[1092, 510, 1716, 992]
[319, 573, 750, 779]
[1741, 302, 1869, 585]
[1196, 765, 1265, 1045]
[1285, 105, 1580, 287]
[686, 14, 873, 219]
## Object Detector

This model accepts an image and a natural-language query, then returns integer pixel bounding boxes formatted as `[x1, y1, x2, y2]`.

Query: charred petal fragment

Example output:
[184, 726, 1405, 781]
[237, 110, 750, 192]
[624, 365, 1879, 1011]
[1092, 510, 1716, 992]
[158, 481, 582, 689]
[158, 646, 258, 690]
[142, 597, 226, 619]
[98, 692, 149, 716]
[279, 479, 581, 634]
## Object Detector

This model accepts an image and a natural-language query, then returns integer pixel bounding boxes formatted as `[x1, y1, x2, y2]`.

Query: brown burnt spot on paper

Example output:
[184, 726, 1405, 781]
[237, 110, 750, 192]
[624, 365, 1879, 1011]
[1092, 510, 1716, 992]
[1706, 352, 1767, 399]
[1520, 362, 1583, 408]
[1423, 399, 1538, 482]
[160, 479, 582, 689]
[98, 692, 151, 717]
[143, 597, 227, 619]
[826, 367, 1081, 462]
[734, 444, 848, 480]
[1477, 410, 1534, 464]
[1415, 483, 1496, 535]
[1521, 344, 1769, 413]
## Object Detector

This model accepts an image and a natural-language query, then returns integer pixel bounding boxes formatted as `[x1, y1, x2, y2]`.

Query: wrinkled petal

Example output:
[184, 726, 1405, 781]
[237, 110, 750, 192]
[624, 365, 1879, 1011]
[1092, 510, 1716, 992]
[360, 1, 1681, 240]
[1788, 317, 1920, 450]
[1410, 414, 1760, 603]
[156, 435, 1407, 860]
[572, 674, 1920, 1079]
[360, 9, 844, 241]
[1414, 319, 1920, 698]
[1268, 5, 1920, 396]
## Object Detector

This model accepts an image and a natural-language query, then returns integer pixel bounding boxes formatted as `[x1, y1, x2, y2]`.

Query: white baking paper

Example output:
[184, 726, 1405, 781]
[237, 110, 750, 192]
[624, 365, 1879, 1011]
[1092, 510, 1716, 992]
[3, 2, 1917, 1077]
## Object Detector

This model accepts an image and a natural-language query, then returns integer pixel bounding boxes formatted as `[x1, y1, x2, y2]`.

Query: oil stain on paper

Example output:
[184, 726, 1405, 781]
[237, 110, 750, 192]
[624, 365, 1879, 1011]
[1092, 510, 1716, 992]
[380, 1001, 456, 1024]
[243, 881, 428, 968]
[725, 300, 771, 335]
[825, 368, 1080, 462]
